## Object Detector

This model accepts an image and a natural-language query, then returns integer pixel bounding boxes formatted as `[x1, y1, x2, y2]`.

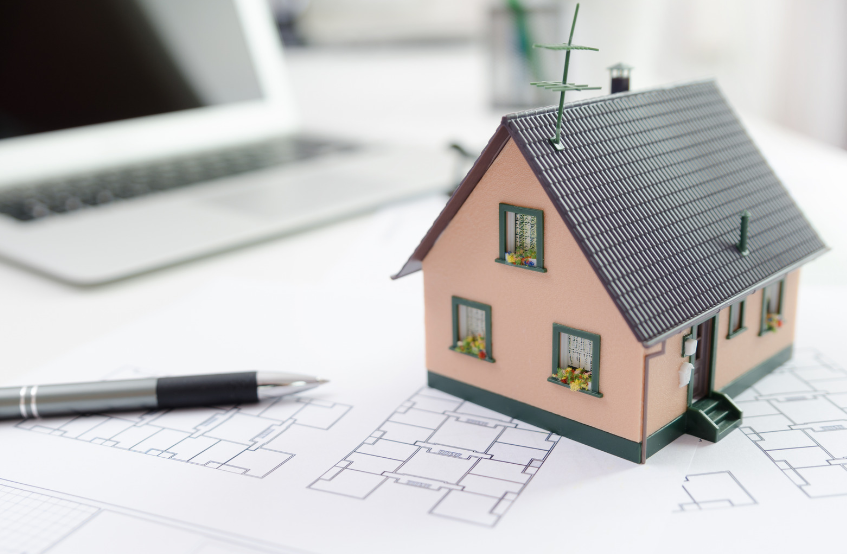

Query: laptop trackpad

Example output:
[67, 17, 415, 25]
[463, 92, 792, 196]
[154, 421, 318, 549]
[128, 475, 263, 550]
[209, 174, 389, 218]
[205, 151, 446, 219]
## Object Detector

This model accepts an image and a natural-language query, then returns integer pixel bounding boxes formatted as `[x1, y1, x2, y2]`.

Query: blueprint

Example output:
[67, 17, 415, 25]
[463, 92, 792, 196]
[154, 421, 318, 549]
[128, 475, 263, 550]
[0, 276, 690, 554]
[736, 348, 847, 498]
[0, 260, 844, 553]
[310, 387, 559, 526]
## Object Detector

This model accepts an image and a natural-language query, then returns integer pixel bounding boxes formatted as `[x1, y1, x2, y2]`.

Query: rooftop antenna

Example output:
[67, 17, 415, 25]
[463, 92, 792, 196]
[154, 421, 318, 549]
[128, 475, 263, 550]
[530, 3, 600, 151]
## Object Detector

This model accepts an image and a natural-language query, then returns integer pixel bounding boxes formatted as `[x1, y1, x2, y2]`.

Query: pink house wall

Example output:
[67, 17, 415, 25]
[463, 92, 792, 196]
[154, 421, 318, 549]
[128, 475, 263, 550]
[644, 334, 688, 436]
[422, 139, 647, 443]
[713, 270, 799, 390]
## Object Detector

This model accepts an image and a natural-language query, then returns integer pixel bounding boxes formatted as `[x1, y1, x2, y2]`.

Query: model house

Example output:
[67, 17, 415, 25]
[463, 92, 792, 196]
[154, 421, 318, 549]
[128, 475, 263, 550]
[392, 78, 827, 463]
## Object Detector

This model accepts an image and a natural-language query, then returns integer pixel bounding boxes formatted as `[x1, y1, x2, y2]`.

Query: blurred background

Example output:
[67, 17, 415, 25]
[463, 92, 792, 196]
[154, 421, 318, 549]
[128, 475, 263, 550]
[273, 0, 847, 150]
[1, 0, 844, 289]
[1, 0, 845, 404]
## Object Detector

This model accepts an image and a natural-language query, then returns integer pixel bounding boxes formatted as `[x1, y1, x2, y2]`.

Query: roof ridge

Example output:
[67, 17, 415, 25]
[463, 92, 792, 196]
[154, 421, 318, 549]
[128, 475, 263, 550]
[501, 79, 718, 123]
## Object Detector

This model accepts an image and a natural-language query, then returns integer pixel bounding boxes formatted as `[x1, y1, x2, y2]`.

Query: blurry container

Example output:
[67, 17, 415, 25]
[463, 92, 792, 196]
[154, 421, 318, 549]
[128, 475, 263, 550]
[489, 0, 565, 108]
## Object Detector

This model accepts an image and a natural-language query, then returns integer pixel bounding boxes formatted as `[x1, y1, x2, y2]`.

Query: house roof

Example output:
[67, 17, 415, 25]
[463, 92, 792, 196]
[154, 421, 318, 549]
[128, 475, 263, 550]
[393, 80, 827, 347]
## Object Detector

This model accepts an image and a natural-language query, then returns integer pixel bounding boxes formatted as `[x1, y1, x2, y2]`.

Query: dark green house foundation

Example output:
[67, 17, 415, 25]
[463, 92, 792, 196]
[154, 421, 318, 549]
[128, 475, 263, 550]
[428, 345, 793, 464]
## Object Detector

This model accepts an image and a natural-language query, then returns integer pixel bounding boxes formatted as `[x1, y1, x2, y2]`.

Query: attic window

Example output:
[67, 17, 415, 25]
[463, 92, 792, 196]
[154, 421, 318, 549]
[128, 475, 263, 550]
[450, 296, 494, 363]
[548, 323, 602, 397]
[496, 204, 546, 273]
[760, 279, 785, 335]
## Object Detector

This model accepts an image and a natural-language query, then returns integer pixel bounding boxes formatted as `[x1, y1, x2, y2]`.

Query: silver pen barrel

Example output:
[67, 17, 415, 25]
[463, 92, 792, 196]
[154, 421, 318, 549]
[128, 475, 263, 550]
[0, 379, 158, 420]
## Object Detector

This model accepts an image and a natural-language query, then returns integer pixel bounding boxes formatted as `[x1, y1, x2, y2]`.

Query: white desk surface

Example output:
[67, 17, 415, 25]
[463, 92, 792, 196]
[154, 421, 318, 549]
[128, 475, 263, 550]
[1, 45, 846, 385]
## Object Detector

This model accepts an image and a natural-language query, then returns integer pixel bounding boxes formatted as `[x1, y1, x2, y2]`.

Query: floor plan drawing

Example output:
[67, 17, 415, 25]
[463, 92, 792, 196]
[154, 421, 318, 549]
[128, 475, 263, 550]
[309, 387, 560, 527]
[0, 478, 293, 554]
[737, 348, 847, 499]
[676, 471, 756, 511]
[15, 367, 351, 479]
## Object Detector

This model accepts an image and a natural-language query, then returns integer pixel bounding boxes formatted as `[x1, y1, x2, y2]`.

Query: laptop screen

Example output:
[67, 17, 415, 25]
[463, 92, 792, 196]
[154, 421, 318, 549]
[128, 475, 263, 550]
[0, 0, 265, 141]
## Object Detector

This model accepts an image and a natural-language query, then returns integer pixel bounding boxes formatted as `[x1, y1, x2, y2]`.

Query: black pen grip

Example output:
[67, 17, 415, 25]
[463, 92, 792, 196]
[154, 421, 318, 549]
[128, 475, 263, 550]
[156, 372, 258, 409]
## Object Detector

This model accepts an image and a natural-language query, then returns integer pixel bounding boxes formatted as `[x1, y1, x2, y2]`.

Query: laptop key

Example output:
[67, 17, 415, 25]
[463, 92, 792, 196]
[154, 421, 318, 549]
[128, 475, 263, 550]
[0, 136, 357, 222]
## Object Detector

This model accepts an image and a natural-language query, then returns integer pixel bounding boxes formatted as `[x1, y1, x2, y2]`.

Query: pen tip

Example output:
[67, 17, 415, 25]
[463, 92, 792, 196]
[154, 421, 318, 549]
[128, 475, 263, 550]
[317, 378, 330, 385]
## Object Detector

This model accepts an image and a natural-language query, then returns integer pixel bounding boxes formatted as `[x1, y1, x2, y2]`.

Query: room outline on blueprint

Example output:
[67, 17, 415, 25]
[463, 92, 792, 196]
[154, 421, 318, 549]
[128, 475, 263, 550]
[735, 348, 847, 498]
[311, 387, 560, 527]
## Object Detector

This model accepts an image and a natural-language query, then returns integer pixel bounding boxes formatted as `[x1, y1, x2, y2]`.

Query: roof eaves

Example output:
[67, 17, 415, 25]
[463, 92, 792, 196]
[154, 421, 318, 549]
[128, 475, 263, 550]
[391, 124, 511, 279]
[640, 246, 829, 347]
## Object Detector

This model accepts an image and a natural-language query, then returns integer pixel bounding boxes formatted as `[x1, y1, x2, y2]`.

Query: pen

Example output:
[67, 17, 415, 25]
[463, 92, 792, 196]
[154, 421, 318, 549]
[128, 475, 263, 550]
[0, 372, 328, 420]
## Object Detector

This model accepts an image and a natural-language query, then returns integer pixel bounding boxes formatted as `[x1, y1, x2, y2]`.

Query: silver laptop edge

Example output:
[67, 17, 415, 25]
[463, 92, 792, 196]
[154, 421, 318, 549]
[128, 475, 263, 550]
[0, 0, 452, 285]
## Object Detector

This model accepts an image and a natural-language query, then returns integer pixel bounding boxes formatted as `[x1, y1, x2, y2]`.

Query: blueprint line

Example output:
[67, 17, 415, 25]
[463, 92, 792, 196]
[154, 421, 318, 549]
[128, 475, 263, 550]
[676, 471, 757, 512]
[309, 387, 560, 527]
[734, 348, 847, 499]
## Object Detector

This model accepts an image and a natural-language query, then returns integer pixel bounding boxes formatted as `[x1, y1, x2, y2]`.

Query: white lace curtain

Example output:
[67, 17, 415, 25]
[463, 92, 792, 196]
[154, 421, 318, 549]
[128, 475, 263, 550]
[506, 212, 536, 255]
[458, 305, 486, 339]
[559, 333, 593, 371]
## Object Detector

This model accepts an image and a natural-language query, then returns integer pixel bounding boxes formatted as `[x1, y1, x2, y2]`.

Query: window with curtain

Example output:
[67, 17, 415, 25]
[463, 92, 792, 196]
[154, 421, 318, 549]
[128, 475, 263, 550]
[507, 212, 537, 265]
[451, 296, 493, 362]
[498, 204, 545, 272]
[561, 333, 592, 371]
[549, 323, 601, 396]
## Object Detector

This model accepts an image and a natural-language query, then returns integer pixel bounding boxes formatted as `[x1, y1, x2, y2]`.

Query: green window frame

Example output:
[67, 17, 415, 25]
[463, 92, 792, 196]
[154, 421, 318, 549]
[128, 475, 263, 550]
[727, 299, 747, 339]
[548, 323, 602, 398]
[759, 279, 785, 335]
[450, 296, 494, 363]
[496, 203, 547, 273]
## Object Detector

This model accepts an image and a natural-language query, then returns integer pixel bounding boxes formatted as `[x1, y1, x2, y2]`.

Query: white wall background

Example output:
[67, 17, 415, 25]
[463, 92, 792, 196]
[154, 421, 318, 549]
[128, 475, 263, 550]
[292, 0, 847, 150]
[578, 0, 847, 150]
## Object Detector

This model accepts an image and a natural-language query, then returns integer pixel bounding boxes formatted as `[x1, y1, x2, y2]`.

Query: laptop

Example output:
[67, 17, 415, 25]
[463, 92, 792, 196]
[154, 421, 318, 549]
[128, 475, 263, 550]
[0, 0, 452, 285]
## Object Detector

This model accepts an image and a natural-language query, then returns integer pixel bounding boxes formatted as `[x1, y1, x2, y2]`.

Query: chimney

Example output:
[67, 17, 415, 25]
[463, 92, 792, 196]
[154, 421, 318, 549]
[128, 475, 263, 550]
[608, 63, 633, 94]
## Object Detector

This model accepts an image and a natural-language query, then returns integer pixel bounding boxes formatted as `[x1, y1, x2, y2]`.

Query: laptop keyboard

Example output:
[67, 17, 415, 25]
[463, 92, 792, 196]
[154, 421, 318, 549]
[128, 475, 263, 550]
[0, 136, 356, 222]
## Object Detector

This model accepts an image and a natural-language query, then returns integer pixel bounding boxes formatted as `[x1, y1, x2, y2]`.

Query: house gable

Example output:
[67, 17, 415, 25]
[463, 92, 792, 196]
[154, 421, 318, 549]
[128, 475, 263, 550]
[422, 138, 646, 442]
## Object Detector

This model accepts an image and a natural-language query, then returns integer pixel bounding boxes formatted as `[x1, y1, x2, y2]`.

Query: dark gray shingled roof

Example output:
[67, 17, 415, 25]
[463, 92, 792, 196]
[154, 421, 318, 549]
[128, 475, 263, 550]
[394, 80, 827, 346]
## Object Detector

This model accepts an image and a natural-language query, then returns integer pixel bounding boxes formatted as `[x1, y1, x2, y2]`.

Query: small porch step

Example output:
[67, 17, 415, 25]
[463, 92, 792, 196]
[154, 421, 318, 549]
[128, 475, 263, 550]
[718, 418, 738, 434]
[686, 392, 742, 442]
[709, 409, 730, 425]
[694, 398, 719, 413]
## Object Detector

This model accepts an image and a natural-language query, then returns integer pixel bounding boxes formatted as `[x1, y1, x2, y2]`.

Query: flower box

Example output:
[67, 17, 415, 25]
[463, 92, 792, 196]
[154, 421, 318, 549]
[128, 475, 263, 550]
[765, 313, 783, 333]
[550, 366, 592, 392]
[455, 334, 487, 360]
[504, 249, 537, 268]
